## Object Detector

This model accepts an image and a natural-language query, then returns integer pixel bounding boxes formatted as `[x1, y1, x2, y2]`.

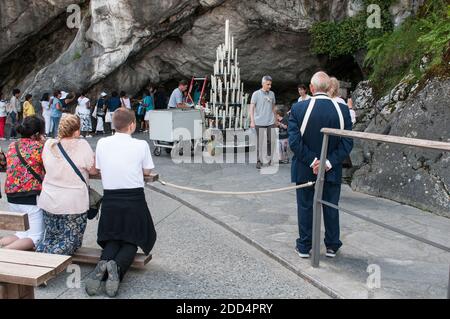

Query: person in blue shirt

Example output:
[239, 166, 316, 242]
[142, 90, 154, 133]
[50, 90, 63, 138]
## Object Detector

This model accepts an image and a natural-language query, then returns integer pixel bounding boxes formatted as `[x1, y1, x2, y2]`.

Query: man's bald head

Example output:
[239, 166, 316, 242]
[310, 71, 331, 95]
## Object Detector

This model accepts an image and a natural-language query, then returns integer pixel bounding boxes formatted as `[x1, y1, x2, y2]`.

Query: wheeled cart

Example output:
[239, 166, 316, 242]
[149, 109, 204, 156]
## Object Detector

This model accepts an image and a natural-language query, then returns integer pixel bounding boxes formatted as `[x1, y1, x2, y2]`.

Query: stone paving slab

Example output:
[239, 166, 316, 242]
[150, 156, 450, 299]
[0, 179, 327, 299]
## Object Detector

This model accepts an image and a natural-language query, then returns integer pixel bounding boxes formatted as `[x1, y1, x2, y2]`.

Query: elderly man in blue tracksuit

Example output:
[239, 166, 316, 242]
[288, 71, 353, 259]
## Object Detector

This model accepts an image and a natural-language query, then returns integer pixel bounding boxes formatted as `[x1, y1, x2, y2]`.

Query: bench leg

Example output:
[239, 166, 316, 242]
[0, 283, 35, 299]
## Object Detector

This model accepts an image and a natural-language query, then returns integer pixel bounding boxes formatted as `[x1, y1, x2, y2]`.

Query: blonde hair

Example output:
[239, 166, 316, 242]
[58, 114, 80, 139]
[328, 77, 340, 98]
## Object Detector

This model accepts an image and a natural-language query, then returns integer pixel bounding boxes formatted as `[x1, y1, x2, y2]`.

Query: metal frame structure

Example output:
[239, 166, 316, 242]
[311, 128, 450, 298]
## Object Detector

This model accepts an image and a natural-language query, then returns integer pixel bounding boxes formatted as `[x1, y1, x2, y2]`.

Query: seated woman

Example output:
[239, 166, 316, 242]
[36, 114, 97, 255]
[85, 108, 157, 298]
[0, 116, 45, 250]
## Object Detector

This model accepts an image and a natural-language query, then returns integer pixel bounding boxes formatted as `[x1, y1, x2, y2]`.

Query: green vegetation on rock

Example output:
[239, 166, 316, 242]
[311, 0, 450, 98]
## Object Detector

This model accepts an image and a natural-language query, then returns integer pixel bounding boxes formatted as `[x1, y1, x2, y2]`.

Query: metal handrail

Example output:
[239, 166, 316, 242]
[311, 128, 450, 298]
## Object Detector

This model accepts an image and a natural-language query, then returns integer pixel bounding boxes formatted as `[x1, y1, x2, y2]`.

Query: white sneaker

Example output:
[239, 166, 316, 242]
[326, 249, 337, 258]
[295, 247, 310, 259]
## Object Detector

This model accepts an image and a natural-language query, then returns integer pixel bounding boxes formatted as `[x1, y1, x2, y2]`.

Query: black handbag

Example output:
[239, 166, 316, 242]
[57, 142, 103, 220]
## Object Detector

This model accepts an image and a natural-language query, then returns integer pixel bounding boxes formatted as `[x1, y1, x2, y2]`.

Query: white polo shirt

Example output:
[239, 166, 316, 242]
[96, 133, 155, 190]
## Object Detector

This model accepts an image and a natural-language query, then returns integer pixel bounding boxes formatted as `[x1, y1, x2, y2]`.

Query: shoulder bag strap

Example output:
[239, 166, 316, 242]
[57, 142, 87, 186]
[15, 142, 43, 183]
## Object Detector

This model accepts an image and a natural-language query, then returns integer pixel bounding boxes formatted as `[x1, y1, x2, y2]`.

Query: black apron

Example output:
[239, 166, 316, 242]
[97, 188, 157, 255]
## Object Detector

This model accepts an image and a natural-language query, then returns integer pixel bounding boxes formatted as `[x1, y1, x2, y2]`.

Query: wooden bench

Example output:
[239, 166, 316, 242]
[0, 212, 72, 299]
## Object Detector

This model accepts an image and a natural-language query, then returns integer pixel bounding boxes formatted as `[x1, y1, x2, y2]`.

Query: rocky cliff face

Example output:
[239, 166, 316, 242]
[350, 76, 450, 217]
[2, 0, 445, 215]
[1, 0, 377, 100]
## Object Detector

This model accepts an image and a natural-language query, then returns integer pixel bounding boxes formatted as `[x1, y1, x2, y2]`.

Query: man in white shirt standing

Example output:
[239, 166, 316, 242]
[250, 76, 277, 170]
[86, 108, 157, 298]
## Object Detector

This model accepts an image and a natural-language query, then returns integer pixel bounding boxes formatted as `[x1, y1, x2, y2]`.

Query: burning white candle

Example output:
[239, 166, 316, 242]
[225, 20, 230, 51]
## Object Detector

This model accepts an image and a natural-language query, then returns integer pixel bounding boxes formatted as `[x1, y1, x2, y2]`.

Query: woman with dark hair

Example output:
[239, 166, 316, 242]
[23, 94, 36, 118]
[142, 90, 154, 133]
[0, 92, 7, 140]
[41, 93, 52, 136]
[120, 91, 131, 110]
[0, 116, 45, 250]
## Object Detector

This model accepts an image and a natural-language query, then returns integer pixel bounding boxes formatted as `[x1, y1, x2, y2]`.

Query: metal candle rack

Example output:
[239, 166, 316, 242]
[206, 19, 250, 132]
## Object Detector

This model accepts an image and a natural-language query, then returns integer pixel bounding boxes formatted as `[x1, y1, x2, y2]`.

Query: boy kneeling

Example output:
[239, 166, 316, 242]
[86, 108, 157, 297]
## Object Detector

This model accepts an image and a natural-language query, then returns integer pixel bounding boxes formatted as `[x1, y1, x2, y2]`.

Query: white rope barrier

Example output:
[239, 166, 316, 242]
[157, 179, 315, 196]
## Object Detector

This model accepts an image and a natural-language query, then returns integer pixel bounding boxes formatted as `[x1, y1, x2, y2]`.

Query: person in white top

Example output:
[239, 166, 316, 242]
[40, 93, 52, 136]
[347, 97, 357, 125]
[328, 77, 348, 105]
[120, 91, 132, 109]
[76, 92, 93, 138]
[86, 108, 157, 298]
[298, 84, 312, 103]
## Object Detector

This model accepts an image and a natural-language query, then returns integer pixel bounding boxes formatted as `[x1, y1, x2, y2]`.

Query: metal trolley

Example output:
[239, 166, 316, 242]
[149, 109, 204, 157]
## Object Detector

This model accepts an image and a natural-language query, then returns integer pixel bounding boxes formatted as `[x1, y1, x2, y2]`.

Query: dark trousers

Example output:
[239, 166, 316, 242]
[100, 240, 138, 280]
[256, 125, 275, 163]
[9, 113, 17, 138]
[296, 182, 343, 254]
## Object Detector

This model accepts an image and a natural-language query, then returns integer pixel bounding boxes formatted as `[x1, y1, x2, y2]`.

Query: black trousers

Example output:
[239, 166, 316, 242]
[100, 240, 138, 280]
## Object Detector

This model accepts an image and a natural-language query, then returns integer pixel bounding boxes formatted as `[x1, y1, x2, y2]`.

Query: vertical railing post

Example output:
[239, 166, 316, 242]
[447, 265, 450, 299]
[311, 134, 329, 268]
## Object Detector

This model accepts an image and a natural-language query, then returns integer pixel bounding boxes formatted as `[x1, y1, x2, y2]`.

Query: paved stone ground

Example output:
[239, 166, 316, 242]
[1, 133, 449, 299]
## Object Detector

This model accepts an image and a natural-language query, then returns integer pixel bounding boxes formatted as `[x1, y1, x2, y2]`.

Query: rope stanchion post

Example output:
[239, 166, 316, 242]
[312, 134, 329, 268]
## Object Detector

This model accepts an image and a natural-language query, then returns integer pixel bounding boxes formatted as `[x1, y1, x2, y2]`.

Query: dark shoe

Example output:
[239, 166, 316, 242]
[85, 260, 108, 296]
[105, 260, 120, 298]
[326, 249, 337, 258]
[295, 247, 311, 259]
[256, 161, 262, 170]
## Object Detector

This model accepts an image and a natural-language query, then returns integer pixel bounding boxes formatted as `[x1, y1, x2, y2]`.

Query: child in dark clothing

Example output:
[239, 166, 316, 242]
[276, 109, 289, 164]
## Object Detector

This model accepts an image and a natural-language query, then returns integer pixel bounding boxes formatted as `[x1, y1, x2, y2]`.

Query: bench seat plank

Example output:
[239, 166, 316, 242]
[0, 249, 72, 275]
[0, 212, 29, 231]
[73, 247, 152, 269]
[0, 262, 55, 286]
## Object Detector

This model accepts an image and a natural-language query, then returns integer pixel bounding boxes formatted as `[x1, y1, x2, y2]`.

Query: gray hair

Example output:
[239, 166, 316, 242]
[310, 71, 330, 92]
[262, 75, 273, 85]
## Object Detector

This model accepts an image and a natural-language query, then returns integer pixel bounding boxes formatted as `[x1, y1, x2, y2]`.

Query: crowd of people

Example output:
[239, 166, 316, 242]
[0, 85, 170, 141]
[0, 72, 355, 296]
[250, 75, 356, 169]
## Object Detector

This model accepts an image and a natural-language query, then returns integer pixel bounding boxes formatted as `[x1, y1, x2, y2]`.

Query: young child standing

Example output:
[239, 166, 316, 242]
[276, 109, 289, 164]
